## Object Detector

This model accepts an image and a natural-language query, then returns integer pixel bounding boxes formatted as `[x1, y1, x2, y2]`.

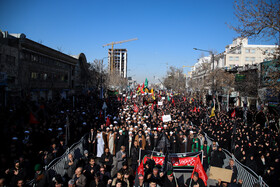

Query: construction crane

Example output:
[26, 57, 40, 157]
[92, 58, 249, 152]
[103, 38, 138, 73]
[182, 65, 194, 68]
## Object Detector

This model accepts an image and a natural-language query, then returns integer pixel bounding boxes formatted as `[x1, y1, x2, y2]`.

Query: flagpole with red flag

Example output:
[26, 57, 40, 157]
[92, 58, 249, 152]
[231, 109, 236, 118]
[190, 156, 208, 186]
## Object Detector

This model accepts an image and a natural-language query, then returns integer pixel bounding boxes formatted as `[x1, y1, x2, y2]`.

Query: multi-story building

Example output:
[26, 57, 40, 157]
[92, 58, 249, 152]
[108, 49, 127, 78]
[217, 37, 277, 68]
[190, 56, 211, 92]
[0, 31, 89, 107]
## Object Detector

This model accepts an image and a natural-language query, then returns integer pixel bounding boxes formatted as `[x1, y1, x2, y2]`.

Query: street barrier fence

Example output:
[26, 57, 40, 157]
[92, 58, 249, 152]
[204, 133, 269, 187]
[26, 134, 87, 186]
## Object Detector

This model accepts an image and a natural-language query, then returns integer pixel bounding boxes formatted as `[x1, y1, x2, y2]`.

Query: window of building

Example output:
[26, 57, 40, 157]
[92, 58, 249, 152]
[43, 73, 47, 80]
[229, 56, 234, 61]
[31, 54, 38, 62]
[6, 55, 16, 65]
[24, 52, 31, 61]
[251, 49, 255, 53]
[251, 57, 255, 61]
[31, 72, 38, 79]
[245, 57, 250, 61]
[245, 49, 250, 53]
[235, 56, 239, 61]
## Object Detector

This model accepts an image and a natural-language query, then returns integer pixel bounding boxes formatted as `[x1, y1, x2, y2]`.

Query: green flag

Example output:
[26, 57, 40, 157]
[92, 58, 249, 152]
[145, 78, 148, 88]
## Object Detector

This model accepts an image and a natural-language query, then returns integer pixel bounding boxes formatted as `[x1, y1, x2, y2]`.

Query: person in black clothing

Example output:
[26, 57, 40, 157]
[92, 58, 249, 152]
[5, 160, 27, 187]
[100, 147, 113, 172]
[95, 165, 110, 186]
[185, 172, 205, 187]
[201, 141, 211, 172]
[170, 132, 178, 153]
[246, 155, 257, 173]
[145, 167, 162, 186]
[130, 141, 139, 172]
[115, 130, 125, 153]
[161, 171, 177, 187]
[84, 158, 100, 185]
[210, 147, 226, 168]
[225, 159, 238, 184]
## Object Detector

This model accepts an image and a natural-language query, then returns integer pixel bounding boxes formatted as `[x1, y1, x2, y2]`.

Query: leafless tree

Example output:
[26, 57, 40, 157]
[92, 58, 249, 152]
[107, 71, 127, 91]
[234, 69, 259, 97]
[230, 0, 280, 42]
[230, 0, 280, 94]
[163, 66, 186, 92]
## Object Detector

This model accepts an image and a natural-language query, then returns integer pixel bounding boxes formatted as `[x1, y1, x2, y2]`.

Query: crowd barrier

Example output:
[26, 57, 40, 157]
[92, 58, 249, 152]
[204, 133, 269, 187]
[26, 134, 87, 186]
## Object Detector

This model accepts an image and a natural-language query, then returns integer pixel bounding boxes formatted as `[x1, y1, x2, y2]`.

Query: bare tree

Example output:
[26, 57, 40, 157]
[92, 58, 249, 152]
[107, 71, 127, 91]
[230, 0, 280, 95]
[230, 0, 280, 42]
[205, 68, 235, 110]
[163, 66, 186, 92]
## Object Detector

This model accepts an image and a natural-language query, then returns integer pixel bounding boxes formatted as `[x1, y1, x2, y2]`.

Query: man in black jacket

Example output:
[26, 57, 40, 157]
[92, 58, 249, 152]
[185, 172, 205, 187]
[225, 159, 238, 184]
[84, 157, 100, 185]
[130, 141, 139, 172]
[210, 147, 226, 168]
[100, 147, 113, 172]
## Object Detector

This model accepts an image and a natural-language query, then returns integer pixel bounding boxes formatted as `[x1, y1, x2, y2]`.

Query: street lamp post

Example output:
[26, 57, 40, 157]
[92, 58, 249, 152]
[193, 48, 215, 96]
[99, 57, 107, 99]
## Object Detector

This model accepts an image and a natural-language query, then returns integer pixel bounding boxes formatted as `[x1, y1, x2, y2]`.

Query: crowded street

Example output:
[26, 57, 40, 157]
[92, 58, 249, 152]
[1, 89, 279, 186]
[1, 0, 280, 186]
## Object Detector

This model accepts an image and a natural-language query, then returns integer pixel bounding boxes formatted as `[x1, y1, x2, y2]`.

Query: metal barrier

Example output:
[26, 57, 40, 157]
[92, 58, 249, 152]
[47, 134, 86, 177]
[204, 133, 269, 187]
[26, 134, 87, 186]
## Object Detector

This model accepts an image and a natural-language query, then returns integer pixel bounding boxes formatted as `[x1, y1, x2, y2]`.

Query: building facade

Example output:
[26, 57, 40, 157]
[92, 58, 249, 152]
[108, 48, 127, 78]
[0, 31, 89, 107]
[221, 38, 277, 68]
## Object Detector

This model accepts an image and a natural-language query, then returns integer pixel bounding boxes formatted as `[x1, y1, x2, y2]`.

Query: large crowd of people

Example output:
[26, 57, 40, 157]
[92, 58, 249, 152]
[0, 91, 279, 186]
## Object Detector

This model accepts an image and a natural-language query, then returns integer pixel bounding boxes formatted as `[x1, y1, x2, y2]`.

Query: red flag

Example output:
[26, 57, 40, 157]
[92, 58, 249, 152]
[125, 97, 127, 102]
[183, 97, 186, 102]
[151, 104, 154, 110]
[106, 117, 111, 127]
[231, 109, 236, 118]
[193, 107, 197, 112]
[118, 97, 120, 101]
[172, 99, 175, 104]
[142, 83, 144, 89]
[134, 104, 139, 113]
[29, 112, 39, 124]
[197, 108, 200, 112]
[191, 157, 208, 186]
[137, 159, 144, 176]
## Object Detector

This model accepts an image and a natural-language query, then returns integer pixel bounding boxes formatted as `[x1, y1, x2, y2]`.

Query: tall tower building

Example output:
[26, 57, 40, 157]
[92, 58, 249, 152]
[108, 49, 127, 78]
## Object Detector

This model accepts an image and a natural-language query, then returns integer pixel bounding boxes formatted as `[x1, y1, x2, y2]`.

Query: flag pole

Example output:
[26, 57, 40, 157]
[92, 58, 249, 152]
[173, 172, 178, 187]
[138, 148, 142, 166]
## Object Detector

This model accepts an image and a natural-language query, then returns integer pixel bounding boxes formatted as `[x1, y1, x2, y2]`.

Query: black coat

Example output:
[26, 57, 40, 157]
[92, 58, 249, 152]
[210, 150, 225, 168]
[130, 146, 139, 165]
[100, 152, 113, 167]
[115, 134, 125, 153]
[225, 165, 238, 183]
[185, 177, 205, 187]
